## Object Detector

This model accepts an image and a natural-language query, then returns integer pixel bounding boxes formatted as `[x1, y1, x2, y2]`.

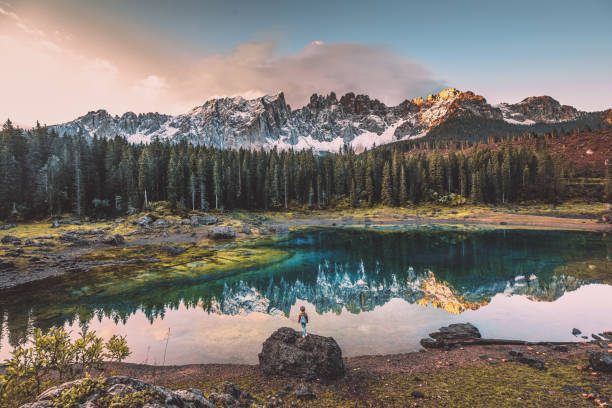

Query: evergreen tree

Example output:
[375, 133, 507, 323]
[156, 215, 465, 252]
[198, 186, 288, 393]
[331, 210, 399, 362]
[381, 162, 393, 206]
[399, 165, 408, 206]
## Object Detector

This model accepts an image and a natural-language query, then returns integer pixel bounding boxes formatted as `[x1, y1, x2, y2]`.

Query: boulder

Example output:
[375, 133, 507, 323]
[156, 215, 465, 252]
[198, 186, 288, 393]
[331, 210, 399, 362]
[152, 218, 169, 227]
[420, 323, 481, 348]
[239, 224, 252, 235]
[189, 214, 218, 226]
[160, 245, 187, 256]
[101, 234, 125, 245]
[57, 218, 82, 226]
[19, 376, 215, 408]
[590, 352, 612, 373]
[0, 223, 16, 230]
[59, 233, 91, 247]
[1, 235, 21, 245]
[572, 328, 581, 336]
[133, 214, 157, 226]
[258, 327, 345, 381]
[207, 226, 236, 240]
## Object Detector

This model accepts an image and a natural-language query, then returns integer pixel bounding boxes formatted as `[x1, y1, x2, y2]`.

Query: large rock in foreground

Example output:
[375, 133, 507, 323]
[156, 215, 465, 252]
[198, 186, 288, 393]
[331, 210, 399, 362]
[20, 376, 215, 408]
[258, 327, 344, 381]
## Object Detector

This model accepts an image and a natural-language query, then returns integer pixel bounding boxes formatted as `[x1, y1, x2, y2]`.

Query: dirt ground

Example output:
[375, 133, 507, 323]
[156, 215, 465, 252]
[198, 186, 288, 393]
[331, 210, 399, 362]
[105, 341, 612, 408]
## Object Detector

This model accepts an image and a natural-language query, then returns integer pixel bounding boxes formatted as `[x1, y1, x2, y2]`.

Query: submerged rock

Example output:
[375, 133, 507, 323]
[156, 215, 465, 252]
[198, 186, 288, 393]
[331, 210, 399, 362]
[0, 223, 16, 230]
[207, 226, 236, 239]
[258, 327, 345, 381]
[268, 224, 289, 234]
[1, 235, 21, 245]
[160, 245, 187, 256]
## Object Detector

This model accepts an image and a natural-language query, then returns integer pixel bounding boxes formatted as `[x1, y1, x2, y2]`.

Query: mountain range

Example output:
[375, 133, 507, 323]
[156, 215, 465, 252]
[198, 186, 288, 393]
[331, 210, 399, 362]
[50, 88, 611, 152]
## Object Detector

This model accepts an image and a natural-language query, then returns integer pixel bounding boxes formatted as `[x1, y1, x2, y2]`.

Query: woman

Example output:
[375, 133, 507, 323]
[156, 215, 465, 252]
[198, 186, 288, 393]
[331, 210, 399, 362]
[297, 305, 309, 338]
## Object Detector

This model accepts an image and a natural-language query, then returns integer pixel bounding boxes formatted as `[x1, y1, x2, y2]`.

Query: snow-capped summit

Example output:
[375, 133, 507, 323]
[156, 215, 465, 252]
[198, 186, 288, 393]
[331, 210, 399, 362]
[50, 89, 603, 152]
[497, 96, 581, 125]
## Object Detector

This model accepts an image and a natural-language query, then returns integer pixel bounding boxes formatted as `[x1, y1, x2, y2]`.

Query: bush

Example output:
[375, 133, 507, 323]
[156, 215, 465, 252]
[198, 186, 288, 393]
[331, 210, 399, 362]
[0, 328, 130, 408]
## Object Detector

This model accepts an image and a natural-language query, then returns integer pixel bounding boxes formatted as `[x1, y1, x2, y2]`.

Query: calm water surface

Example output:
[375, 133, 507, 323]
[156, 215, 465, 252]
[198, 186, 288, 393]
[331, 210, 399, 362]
[1, 228, 610, 364]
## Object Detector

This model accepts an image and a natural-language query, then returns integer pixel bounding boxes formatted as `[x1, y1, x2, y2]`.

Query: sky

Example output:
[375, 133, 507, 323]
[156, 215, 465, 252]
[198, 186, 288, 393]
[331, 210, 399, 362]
[1, 0, 611, 127]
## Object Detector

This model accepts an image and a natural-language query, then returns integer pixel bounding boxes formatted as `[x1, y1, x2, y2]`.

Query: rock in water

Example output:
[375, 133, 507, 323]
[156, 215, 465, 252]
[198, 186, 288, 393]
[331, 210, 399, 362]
[207, 226, 236, 239]
[258, 327, 345, 381]
[160, 245, 187, 256]
[572, 328, 582, 336]
[420, 323, 481, 348]
[590, 352, 612, 373]
[1, 235, 21, 245]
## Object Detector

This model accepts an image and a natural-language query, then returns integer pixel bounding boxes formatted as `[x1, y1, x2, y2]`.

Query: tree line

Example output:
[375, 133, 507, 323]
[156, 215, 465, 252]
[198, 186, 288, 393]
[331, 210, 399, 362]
[0, 119, 609, 220]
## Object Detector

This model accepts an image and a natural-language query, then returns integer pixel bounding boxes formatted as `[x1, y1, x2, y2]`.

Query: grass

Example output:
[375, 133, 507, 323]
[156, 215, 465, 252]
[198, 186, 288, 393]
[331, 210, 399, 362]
[162, 353, 612, 408]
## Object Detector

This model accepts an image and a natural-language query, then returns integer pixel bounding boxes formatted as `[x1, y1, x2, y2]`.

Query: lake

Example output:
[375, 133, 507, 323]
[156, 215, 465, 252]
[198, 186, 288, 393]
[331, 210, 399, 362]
[1, 228, 610, 365]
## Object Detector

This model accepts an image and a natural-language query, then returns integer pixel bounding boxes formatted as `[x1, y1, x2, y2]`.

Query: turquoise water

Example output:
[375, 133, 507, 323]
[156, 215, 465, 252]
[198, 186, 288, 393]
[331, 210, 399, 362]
[1, 228, 610, 364]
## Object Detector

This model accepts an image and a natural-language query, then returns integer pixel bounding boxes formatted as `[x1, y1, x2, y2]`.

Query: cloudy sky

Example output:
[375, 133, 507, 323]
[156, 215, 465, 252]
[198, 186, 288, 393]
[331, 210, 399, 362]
[1, 0, 611, 126]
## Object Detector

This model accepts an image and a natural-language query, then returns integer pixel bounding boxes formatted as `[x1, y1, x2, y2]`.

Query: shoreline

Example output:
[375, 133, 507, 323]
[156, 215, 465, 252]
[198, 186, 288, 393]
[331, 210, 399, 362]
[95, 340, 612, 407]
[0, 205, 610, 290]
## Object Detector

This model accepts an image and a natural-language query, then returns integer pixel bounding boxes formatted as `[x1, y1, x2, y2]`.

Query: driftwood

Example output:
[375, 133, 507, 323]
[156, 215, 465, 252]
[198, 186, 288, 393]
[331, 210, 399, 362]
[423, 338, 585, 349]
[420, 323, 599, 349]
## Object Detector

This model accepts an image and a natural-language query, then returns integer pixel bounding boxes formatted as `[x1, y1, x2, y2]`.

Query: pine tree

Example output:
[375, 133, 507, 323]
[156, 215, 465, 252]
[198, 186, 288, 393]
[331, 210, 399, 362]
[471, 171, 483, 203]
[605, 159, 612, 203]
[213, 155, 222, 209]
[167, 151, 180, 208]
[365, 161, 375, 207]
[381, 162, 393, 206]
[197, 156, 209, 211]
[399, 165, 408, 206]
[283, 156, 289, 209]
[73, 147, 83, 217]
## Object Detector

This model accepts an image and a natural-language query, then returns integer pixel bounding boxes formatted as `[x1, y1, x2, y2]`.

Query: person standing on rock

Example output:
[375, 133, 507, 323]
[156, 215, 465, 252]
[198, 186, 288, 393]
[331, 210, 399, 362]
[298, 306, 309, 337]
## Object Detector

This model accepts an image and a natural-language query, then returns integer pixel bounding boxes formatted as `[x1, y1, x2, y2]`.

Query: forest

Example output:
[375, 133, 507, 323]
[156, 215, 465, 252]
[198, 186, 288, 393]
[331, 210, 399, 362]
[0, 119, 610, 220]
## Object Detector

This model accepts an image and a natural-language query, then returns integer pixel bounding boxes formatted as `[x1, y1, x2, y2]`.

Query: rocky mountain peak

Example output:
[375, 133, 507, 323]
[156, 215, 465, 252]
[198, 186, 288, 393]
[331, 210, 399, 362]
[499, 95, 580, 124]
[49, 88, 604, 151]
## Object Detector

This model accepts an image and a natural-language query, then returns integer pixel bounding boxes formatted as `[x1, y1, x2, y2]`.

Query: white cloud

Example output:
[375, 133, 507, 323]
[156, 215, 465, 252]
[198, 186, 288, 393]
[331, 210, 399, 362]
[0, 5, 445, 126]
[175, 41, 445, 109]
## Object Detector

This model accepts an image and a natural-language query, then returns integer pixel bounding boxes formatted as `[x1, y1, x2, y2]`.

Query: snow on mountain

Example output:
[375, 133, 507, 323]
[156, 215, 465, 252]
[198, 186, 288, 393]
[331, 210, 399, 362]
[497, 96, 582, 125]
[50, 89, 592, 152]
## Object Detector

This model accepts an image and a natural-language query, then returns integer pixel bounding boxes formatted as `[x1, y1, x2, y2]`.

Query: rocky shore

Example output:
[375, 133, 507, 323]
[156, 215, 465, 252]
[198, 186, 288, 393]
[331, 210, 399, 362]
[1, 204, 609, 290]
[14, 324, 612, 407]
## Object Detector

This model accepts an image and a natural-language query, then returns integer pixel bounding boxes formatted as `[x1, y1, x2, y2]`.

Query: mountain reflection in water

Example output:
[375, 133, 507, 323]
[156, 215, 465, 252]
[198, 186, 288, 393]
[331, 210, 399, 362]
[0, 228, 610, 363]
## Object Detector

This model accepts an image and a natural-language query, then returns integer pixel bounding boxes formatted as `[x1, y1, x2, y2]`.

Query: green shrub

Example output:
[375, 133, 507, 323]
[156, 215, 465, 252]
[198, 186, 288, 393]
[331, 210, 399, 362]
[0, 328, 130, 408]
